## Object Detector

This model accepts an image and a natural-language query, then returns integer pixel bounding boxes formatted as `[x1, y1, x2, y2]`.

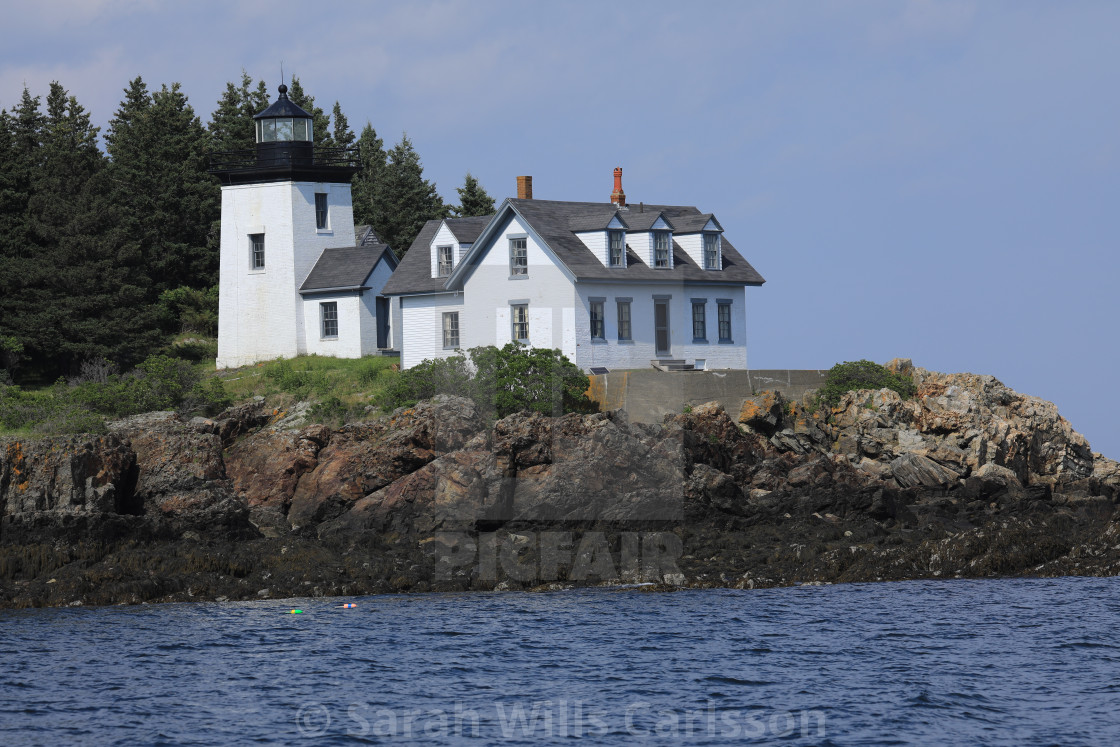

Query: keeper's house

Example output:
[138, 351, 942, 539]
[382, 171, 765, 371]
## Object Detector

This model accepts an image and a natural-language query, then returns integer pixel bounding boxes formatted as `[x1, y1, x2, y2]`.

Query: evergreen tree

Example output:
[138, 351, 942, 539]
[373, 133, 448, 255]
[105, 79, 219, 299]
[208, 71, 271, 152]
[331, 101, 355, 149]
[351, 122, 386, 228]
[454, 172, 496, 217]
[286, 76, 331, 148]
[0, 90, 42, 371]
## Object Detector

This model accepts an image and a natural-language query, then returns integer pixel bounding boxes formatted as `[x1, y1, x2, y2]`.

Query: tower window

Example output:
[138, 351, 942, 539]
[321, 302, 338, 338]
[315, 193, 328, 230]
[250, 233, 265, 270]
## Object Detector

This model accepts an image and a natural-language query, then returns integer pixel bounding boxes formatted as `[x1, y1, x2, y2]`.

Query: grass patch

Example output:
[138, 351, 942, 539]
[214, 355, 401, 425]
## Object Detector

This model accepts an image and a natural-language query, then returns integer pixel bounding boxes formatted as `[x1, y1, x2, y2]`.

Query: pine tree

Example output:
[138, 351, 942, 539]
[0, 90, 42, 369]
[209, 71, 273, 153]
[331, 102, 355, 149]
[286, 76, 332, 148]
[351, 123, 386, 228]
[373, 133, 448, 255]
[454, 172, 496, 217]
[106, 79, 219, 299]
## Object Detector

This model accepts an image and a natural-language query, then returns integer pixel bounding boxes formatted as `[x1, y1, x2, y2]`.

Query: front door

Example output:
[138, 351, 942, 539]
[376, 296, 390, 348]
[654, 300, 671, 356]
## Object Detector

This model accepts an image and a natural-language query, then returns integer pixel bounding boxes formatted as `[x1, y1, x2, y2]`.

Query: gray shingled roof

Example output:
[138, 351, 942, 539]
[299, 244, 397, 294]
[381, 216, 497, 296]
[383, 199, 765, 295]
[446, 215, 491, 243]
[620, 208, 674, 232]
[568, 207, 628, 232]
[355, 225, 383, 246]
[670, 212, 721, 233]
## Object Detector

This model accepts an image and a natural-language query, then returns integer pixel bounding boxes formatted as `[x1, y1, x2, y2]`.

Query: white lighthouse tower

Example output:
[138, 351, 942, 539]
[211, 85, 394, 369]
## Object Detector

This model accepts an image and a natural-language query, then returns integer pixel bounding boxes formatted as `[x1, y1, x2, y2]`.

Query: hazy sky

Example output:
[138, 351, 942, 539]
[3, 1, 1118, 457]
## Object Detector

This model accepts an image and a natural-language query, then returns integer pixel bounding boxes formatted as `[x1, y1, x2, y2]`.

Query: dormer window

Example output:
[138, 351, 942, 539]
[609, 230, 625, 267]
[437, 245, 453, 277]
[703, 232, 720, 270]
[654, 231, 671, 268]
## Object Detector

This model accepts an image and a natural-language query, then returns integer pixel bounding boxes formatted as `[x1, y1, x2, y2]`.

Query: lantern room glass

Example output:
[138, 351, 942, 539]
[255, 118, 313, 144]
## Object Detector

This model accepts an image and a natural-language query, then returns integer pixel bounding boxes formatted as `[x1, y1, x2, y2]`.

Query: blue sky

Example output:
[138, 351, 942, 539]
[3, 1, 1118, 457]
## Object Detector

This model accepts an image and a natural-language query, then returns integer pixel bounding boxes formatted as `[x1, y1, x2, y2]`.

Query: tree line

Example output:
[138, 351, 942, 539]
[0, 72, 496, 382]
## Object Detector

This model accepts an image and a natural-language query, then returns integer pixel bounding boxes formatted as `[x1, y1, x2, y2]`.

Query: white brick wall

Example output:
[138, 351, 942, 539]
[217, 180, 356, 369]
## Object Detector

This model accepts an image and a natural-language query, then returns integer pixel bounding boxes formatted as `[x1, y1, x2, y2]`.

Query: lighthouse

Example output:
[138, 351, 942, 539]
[210, 84, 397, 369]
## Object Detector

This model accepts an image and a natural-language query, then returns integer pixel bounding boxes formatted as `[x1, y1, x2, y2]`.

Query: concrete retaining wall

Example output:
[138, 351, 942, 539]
[586, 369, 828, 424]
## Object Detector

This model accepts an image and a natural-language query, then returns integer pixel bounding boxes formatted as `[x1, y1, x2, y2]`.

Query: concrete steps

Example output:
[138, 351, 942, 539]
[651, 359, 695, 372]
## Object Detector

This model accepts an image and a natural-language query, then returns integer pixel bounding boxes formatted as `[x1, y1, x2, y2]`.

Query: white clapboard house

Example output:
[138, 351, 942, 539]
[210, 85, 399, 369]
[381, 171, 765, 371]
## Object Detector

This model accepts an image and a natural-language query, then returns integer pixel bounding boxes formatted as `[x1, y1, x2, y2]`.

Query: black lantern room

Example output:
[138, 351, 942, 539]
[254, 84, 313, 145]
[209, 84, 358, 186]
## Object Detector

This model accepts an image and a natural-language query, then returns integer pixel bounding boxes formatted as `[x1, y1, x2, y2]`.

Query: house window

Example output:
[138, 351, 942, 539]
[616, 300, 632, 341]
[692, 300, 707, 342]
[315, 193, 328, 230]
[510, 237, 528, 276]
[511, 303, 529, 342]
[654, 231, 670, 268]
[704, 233, 719, 269]
[442, 312, 459, 349]
[609, 230, 625, 267]
[717, 300, 733, 343]
[590, 300, 605, 340]
[250, 233, 265, 270]
[437, 245, 454, 277]
[320, 301, 338, 338]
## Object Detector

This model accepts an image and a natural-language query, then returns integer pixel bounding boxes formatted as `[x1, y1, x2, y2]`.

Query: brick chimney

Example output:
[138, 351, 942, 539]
[516, 175, 533, 200]
[610, 167, 626, 207]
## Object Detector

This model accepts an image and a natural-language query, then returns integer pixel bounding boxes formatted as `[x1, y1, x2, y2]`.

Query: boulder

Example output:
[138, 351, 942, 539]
[739, 391, 786, 435]
[890, 453, 961, 489]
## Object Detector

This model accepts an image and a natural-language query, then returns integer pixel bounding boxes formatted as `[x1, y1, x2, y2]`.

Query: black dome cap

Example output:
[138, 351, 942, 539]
[253, 84, 313, 120]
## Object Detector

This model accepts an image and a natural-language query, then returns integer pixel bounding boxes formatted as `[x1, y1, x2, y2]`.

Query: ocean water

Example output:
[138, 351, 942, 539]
[2, 577, 1119, 745]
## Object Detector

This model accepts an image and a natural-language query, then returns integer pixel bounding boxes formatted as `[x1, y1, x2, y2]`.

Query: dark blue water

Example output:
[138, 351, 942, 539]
[2, 577, 1119, 745]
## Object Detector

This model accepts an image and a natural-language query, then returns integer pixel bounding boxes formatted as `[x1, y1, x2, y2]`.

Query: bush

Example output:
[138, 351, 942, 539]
[0, 355, 232, 434]
[817, 359, 917, 409]
[380, 344, 596, 418]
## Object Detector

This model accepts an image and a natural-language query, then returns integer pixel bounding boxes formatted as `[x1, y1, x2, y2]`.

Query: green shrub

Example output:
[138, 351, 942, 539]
[158, 285, 218, 337]
[168, 339, 218, 362]
[379, 344, 596, 418]
[1, 354, 231, 434]
[817, 359, 916, 409]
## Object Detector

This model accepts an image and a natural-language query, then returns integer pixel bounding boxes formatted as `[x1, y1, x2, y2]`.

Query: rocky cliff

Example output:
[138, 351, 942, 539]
[3, 361, 1119, 608]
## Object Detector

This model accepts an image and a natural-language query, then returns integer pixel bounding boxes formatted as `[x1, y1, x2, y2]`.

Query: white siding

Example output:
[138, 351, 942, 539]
[572, 283, 747, 371]
[429, 222, 459, 279]
[216, 180, 355, 369]
[456, 213, 577, 354]
[574, 231, 608, 266]
[400, 293, 465, 369]
[677, 226, 722, 270]
[302, 293, 363, 359]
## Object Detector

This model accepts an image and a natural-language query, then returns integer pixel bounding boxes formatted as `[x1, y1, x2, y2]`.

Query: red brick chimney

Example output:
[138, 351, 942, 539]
[610, 167, 626, 207]
[516, 175, 533, 200]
